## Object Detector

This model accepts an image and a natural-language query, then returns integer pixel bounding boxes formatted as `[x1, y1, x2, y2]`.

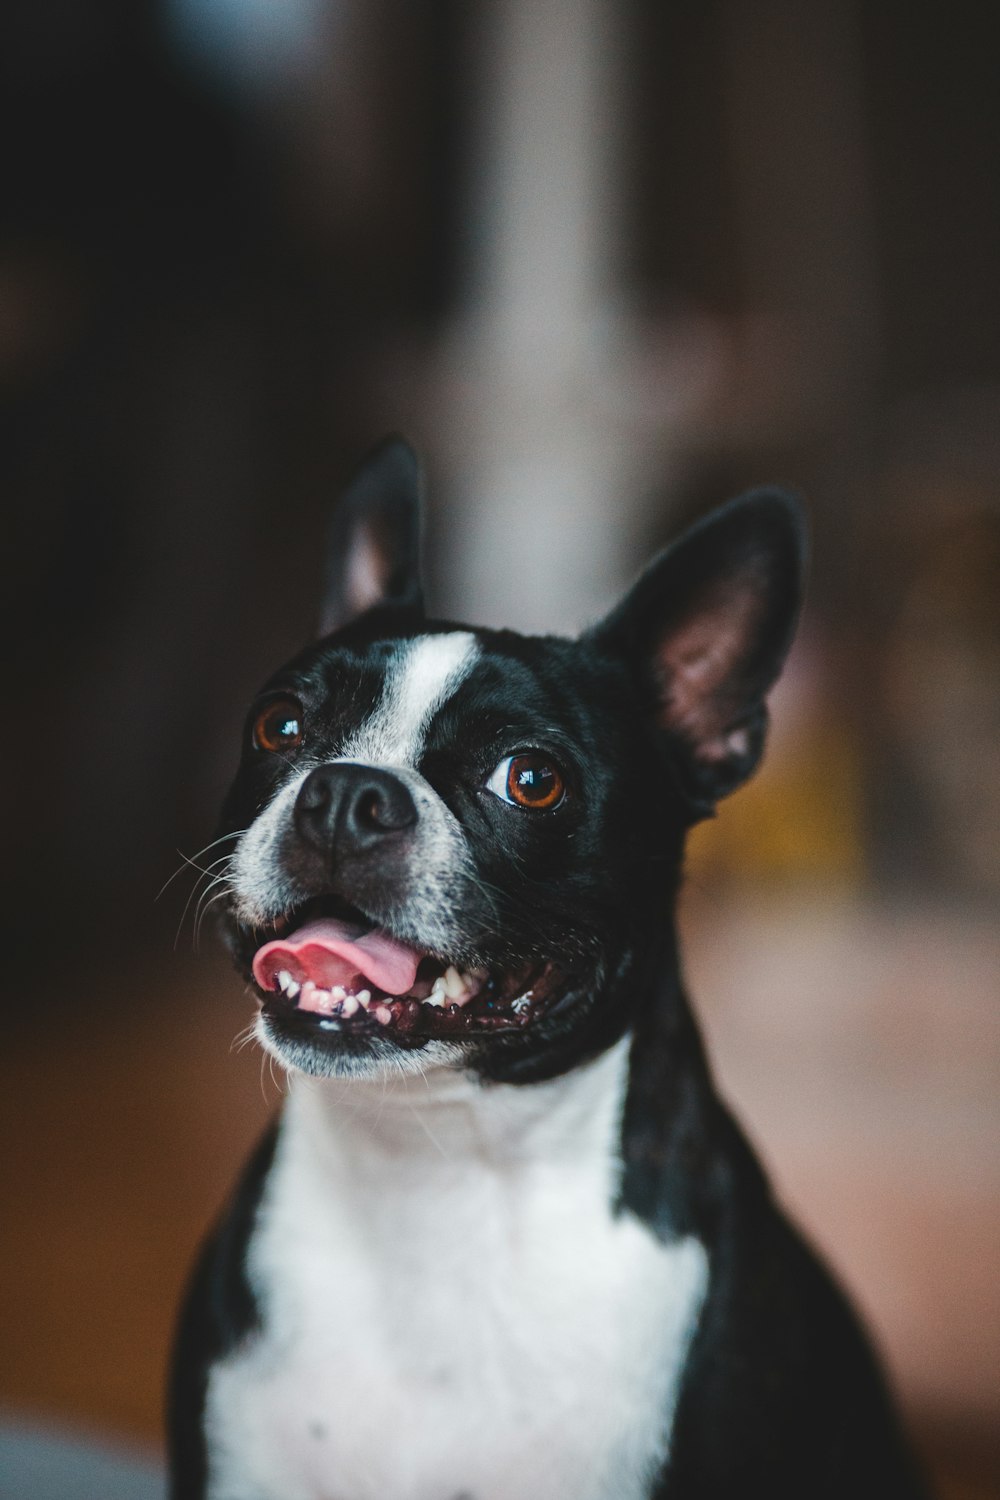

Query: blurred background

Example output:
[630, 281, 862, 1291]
[1, 0, 998, 1495]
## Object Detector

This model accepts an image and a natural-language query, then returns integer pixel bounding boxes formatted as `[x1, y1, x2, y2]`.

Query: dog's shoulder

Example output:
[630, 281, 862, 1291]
[167, 1123, 279, 1499]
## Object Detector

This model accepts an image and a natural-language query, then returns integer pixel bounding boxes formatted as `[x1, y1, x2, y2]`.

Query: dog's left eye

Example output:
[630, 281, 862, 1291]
[486, 753, 567, 810]
[253, 696, 304, 754]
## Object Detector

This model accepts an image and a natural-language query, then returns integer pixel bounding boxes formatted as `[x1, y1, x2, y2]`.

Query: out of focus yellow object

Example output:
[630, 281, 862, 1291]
[686, 717, 865, 888]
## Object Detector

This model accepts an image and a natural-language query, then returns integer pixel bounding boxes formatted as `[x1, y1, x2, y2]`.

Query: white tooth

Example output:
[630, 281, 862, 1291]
[357, 989, 371, 1006]
[341, 995, 359, 1018]
[277, 970, 292, 993]
[286, 980, 300, 1000]
[427, 977, 448, 1007]
[511, 991, 532, 1014]
[374, 1004, 392, 1025]
[443, 966, 464, 999]
[331, 986, 346, 1002]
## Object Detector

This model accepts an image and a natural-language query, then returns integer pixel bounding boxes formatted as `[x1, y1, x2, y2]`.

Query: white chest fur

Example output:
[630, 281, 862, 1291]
[204, 1041, 708, 1500]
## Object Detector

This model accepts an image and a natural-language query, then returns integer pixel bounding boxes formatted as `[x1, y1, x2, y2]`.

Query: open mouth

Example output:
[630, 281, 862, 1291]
[245, 897, 555, 1047]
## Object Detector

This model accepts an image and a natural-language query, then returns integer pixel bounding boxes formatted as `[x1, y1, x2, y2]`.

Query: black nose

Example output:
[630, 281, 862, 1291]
[294, 763, 418, 857]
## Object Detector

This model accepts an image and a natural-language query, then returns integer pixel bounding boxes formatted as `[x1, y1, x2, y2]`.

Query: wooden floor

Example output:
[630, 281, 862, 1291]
[1, 895, 997, 1497]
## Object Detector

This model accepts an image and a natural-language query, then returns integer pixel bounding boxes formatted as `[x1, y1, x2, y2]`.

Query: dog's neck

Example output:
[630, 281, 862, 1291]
[238, 1027, 710, 1500]
[282, 1035, 632, 1180]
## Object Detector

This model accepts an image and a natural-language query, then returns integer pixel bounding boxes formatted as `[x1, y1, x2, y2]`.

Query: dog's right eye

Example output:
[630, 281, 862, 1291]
[486, 753, 567, 810]
[253, 697, 305, 754]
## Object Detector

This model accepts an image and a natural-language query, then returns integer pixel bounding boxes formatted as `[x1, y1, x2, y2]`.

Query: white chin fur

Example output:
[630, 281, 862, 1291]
[253, 1010, 465, 1080]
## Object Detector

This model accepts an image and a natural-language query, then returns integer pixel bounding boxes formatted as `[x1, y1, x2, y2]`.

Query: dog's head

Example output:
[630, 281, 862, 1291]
[218, 438, 805, 1082]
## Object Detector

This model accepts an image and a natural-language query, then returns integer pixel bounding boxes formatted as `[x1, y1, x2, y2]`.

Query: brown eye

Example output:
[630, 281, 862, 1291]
[253, 697, 304, 753]
[487, 753, 566, 810]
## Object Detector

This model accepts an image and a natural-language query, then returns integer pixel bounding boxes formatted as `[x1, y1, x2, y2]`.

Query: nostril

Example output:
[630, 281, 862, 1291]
[357, 790, 384, 829]
[298, 777, 331, 813]
[356, 782, 417, 833]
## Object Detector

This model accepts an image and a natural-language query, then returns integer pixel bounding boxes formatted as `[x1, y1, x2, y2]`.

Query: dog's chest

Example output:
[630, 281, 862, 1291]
[204, 1045, 708, 1500]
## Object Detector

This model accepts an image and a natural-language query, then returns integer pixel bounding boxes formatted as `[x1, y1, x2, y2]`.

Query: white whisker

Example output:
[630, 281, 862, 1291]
[193, 874, 234, 949]
[173, 853, 237, 951]
[156, 831, 246, 901]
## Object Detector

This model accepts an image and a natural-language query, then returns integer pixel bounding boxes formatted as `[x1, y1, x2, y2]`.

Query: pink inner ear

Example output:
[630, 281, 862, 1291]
[344, 526, 388, 616]
[700, 722, 753, 767]
[658, 583, 762, 753]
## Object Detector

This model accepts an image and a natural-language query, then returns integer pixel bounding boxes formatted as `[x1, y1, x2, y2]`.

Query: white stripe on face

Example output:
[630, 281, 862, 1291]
[341, 632, 480, 768]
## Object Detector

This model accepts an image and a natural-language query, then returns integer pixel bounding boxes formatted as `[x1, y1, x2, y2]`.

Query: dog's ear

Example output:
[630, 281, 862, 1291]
[589, 489, 806, 811]
[319, 436, 424, 635]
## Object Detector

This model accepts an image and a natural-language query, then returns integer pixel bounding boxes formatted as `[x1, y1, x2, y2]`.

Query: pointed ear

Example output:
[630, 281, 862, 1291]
[319, 436, 425, 636]
[589, 489, 807, 811]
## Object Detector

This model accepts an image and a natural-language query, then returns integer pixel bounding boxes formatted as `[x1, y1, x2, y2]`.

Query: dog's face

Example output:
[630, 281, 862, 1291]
[217, 440, 804, 1083]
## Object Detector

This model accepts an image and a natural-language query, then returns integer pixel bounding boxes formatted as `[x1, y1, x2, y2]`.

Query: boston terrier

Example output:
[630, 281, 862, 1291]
[168, 438, 928, 1499]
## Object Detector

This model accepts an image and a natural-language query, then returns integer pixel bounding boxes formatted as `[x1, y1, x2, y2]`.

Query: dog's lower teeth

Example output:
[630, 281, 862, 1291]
[341, 995, 359, 1018]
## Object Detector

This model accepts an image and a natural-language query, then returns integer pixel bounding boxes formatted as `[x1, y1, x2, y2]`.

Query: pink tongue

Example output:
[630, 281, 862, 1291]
[252, 918, 422, 997]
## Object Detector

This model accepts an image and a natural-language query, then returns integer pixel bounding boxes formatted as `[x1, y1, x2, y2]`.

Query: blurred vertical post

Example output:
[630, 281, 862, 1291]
[440, 0, 634, 633]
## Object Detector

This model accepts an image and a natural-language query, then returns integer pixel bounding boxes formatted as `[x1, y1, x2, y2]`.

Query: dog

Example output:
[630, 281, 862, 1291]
[168, 437, 928, 1499]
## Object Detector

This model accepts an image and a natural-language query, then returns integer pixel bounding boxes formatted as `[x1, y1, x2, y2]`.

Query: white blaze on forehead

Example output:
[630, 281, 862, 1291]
[341, 631, 480, 767]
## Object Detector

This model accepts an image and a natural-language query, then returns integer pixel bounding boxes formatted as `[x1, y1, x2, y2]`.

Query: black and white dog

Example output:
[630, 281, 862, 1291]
[169, 439, 927, 1499]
